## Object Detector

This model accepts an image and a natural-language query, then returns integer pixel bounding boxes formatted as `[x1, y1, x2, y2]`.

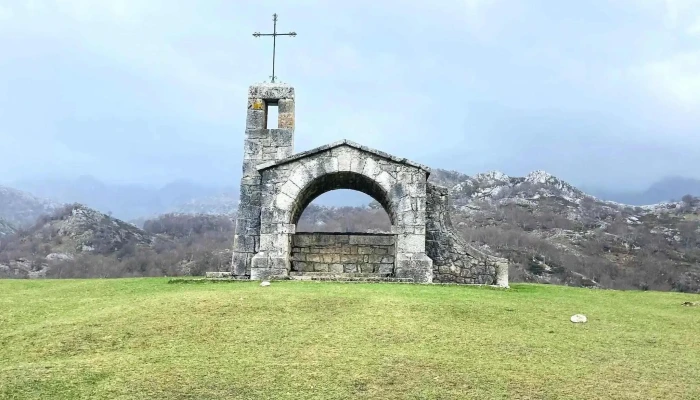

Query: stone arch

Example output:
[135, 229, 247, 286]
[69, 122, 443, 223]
[250, 144, 434, 283]
[289, 171, 397, 227]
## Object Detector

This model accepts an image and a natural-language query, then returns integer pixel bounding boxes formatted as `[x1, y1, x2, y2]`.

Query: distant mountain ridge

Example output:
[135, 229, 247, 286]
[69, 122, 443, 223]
[7, 173, 700, 224]
[0, 185, 60, 227]
[587, 176, 700, 206]
[11, 176, 237, 222]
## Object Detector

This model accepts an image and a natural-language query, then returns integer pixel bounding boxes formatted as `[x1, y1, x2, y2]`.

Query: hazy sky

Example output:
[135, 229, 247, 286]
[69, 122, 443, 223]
[1, 0, 699, 190]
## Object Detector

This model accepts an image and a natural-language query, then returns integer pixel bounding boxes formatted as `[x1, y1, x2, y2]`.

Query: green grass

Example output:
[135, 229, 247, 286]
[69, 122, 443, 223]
[1, 279, 699, 399]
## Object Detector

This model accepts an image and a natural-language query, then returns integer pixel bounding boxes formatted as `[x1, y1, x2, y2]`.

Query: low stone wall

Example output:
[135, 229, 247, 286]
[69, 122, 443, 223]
[425, 183, 509, 286]
[291, 233, 395, 274]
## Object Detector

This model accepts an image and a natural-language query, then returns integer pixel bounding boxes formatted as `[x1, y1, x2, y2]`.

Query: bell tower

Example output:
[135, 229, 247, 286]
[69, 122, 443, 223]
[231, 83, 295, 276]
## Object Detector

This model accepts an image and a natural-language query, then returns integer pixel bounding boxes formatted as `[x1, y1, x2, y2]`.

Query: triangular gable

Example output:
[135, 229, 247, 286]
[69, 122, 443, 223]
[256, 139, 431, 174]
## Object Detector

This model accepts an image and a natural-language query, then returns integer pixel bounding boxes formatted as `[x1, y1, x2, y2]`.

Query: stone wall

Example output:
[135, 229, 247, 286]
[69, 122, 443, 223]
[291, 233, 395, 275]
[425, 183, 509, 286]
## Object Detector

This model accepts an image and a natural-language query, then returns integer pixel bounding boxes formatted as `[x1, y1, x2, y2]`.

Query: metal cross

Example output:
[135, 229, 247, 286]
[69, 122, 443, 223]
[253, 13, 297, 83]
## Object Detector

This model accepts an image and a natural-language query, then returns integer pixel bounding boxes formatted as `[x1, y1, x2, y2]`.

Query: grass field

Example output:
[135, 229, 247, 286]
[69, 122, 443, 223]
[1, 279, 699, 399]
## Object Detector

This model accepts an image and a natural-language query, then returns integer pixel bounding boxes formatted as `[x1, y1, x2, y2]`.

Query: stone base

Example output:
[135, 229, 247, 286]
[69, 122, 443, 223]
[394, 253, 433, 283]
[495, 260, 509, 288]
[205, 271, 232, 278]
[250, 252, 289, 280]
[231, 252, 252, 277]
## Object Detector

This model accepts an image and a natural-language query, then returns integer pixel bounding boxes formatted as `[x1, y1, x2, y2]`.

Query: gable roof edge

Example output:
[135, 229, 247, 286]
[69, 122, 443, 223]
[256, 139, 432, 174]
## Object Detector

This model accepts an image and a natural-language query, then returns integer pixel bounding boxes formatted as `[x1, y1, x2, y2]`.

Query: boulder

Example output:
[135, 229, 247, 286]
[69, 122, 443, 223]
[570, 314, 587, 323]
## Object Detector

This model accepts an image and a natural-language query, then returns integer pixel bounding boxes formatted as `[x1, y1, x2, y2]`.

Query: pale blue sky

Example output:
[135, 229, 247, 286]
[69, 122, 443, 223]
[0, 0, 698, 190]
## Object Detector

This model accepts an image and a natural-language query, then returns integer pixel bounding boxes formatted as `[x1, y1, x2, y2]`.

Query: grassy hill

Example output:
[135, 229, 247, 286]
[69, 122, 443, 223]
[1, 279, 699, 399]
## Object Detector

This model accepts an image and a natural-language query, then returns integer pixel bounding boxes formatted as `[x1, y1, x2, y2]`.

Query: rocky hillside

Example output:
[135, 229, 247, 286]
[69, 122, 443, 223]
[0, 205, 233, 279]
[0, 218, 15, 237]
[0, 204, 155, 278]
[0, 185, 60, 227]
[427, 170, 700, 292]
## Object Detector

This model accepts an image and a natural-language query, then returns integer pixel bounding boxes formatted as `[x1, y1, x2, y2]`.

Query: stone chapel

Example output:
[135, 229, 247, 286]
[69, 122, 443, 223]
[229, 82, 509, 286]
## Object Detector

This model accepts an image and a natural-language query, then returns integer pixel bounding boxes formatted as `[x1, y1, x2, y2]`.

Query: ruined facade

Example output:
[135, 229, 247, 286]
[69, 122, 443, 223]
[230, 82, 509, 286]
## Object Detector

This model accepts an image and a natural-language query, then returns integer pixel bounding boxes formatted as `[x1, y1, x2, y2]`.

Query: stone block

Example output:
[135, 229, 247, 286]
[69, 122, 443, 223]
[395, 253, 433, 283]
[349, 235, 393, 246]
[289, 165, 313, 190]
[362, 157, 379, 179]
[245, 128, 269, 140]
[249, 84, 294, 100]
[292, 234, 314, 247]
[206, 271, 232, 278]
[292, 261, 306, 272]
[278, 98, 295, 113]
[350, 156, 366, 175]
[360, 264, 375, 273]
[246, 109, 265, 129]
[275, 192, 295, 211]
[396, 234, 425, 253]
[367, 254, 384, 263]
[231, 252, 250, 276]
[358, 247, 373, 255]
[251, 267, 288, 280]
[329, 264, 344, 273]
[314, 263, 330, 272]
[374, 170, 394, 189]
[244, 140, 263, 159]
[340, 254, 359, 263]
[258, 233, 290, 252]
[306, 254, 323, 263]
[269, 128, 293, 145]
[374, 247, 388, 255]
[278, 113, 295, 130]
[336, 149, 353, 171]
[344, 264, 358, 273]
[378, 264, 394, 275]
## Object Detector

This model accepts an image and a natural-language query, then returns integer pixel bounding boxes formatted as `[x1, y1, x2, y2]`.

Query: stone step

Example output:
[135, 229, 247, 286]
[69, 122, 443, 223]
[288, 271, 390, 278]
[290, 274, 413, 283]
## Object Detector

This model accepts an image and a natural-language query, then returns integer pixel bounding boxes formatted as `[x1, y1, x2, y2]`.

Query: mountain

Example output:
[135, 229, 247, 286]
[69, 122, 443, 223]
[0, 204, 234, 279]
[11, 176, 235, 221]
[589, 176, 700, 205]
[0, 185, 60, 227]
[0, 203, 155, 278]
[173, 192, 238, 216]
[427, 169, 700, 292]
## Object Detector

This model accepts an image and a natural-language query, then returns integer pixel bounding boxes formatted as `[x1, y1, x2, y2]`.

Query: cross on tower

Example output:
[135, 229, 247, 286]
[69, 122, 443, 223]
[253, 13, 297, 83]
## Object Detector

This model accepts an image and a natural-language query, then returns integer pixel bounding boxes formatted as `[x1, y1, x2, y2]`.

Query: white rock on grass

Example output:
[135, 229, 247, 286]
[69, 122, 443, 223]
[570, 314, 587, 323]
[260, 281, 271, 287]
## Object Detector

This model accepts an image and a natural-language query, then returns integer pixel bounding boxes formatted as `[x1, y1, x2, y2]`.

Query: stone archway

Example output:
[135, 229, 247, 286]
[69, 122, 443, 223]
[249, 142, 434, 282]
[288, 172, 397, 277]
[289, 171, 397, 226]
